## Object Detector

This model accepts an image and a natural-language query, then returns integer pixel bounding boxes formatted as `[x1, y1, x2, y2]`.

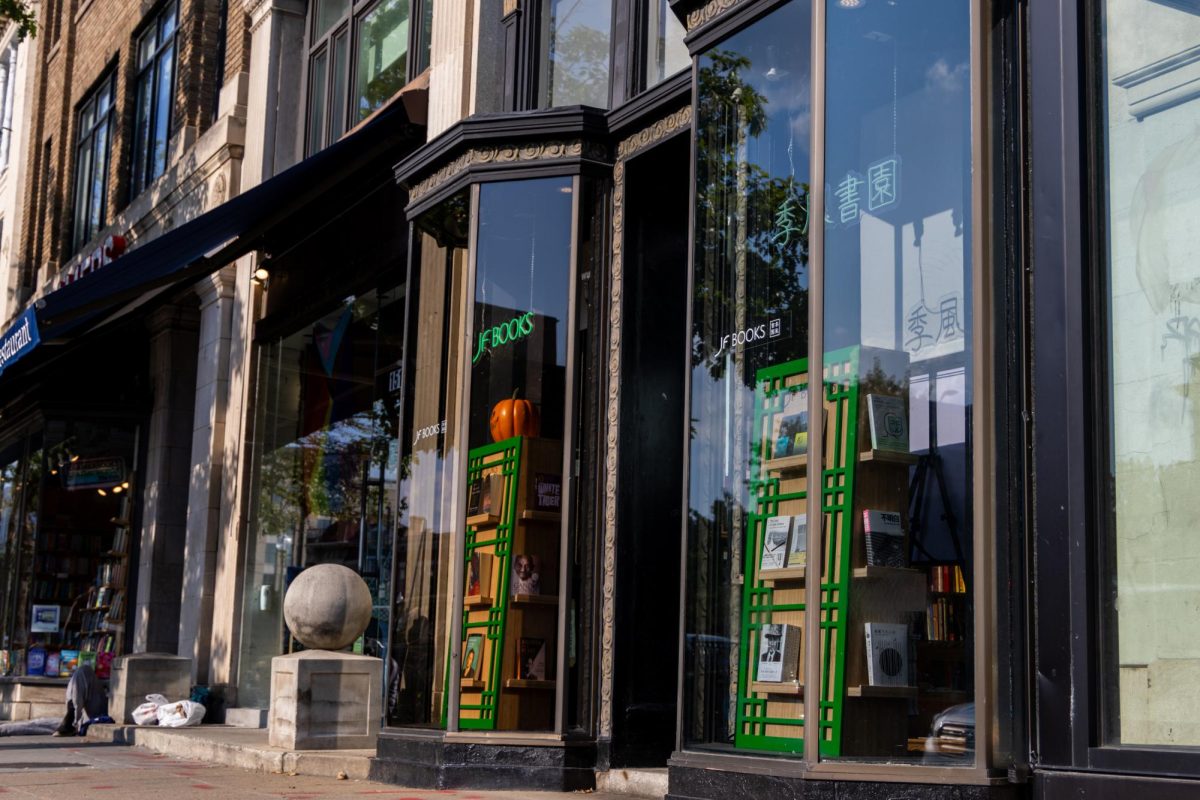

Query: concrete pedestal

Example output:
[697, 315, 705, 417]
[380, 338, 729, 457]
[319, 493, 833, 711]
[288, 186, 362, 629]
[268, 651, 381, 750]
[110, 653, 192, 724]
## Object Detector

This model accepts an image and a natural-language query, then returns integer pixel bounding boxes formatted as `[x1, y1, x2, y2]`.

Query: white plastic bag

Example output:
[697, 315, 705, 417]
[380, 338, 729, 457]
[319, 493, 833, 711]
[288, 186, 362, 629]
[132, 693, 169, 726]
[156, 700, 205, 728]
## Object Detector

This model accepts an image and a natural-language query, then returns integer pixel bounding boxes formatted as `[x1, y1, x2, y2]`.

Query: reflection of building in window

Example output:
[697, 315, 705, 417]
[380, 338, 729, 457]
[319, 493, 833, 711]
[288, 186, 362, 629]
[0, 40, 18, 170]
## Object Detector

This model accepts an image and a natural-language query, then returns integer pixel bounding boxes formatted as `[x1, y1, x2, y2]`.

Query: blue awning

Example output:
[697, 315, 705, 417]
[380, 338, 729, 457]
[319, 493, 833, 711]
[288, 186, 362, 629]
[15, 91, 423, 375]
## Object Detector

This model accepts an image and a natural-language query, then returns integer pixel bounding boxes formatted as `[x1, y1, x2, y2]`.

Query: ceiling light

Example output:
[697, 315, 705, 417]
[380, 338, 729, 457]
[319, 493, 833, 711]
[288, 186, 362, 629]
[839, 0, 865, 7]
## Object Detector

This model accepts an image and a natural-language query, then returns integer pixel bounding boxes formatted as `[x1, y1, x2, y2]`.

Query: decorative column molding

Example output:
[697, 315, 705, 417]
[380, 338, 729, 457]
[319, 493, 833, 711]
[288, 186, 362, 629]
[599, 104, 693, 738]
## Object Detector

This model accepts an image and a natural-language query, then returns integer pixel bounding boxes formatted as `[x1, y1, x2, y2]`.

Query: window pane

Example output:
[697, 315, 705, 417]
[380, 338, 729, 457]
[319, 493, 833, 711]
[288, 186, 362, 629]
[73, 143, 92, 247]
[644, 0, 688, 90]
[132, 70, 153, 191]
[541, 0, 611, 108]
[387, 193, 469, 727]
[161, 0, 177, 39]
[453, 178, 574, 732]
[686, 0, 811, 754]
[1101, 0, 1200, 747]
[355, 0, 409, 124]
[89, 119, 108, 236]
[138, 29, 155, 68]
[821, 0, 974, 764]
[314, 0, 350, 40]
[330, 30, 349, 139]
[308, 50, 329, 153]
[152, 44, 175, 181]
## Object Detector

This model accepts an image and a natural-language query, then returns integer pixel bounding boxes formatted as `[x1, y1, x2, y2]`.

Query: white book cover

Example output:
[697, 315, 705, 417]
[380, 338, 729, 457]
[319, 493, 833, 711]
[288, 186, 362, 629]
[864, 622, 909, 687]
[786, 514, 807, 568]
[757, 623, 802, 683]
[760, 516, 791, 572]
[867, 394, 909, 453]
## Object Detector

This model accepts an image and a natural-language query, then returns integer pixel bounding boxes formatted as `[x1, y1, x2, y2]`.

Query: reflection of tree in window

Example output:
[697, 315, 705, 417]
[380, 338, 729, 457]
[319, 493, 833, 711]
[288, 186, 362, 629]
[545, 0, 610, 107]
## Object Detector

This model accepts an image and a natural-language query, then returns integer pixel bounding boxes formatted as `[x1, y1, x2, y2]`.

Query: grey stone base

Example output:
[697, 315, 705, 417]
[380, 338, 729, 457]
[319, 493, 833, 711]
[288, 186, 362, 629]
[110, 653, 192, 724]
[268, 650, 382, 750]
[371, 732, 597, 791]
[225, 707, 267, 728]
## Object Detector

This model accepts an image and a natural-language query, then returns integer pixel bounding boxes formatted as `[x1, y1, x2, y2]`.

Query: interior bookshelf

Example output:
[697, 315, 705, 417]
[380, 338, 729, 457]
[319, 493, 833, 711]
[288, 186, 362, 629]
[449, 435, 562, 731]
[736, 346, 933, 758]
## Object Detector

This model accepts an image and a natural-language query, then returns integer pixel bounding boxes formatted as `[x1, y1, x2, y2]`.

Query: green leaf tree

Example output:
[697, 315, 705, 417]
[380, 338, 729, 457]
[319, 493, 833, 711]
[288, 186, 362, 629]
[1, 1, 36, 40]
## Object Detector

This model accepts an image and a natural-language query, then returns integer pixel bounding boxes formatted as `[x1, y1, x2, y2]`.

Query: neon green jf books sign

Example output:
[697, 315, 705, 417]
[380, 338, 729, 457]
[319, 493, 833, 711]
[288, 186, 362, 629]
[473, 311, 535, 363]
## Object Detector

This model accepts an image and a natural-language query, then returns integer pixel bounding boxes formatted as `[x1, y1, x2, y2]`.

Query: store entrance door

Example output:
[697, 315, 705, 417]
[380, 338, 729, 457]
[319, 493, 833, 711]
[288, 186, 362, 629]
[610, 134, 690, 767]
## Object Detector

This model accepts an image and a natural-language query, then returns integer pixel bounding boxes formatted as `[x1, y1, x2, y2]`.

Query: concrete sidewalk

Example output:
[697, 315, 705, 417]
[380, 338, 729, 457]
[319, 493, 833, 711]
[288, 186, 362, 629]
[83, 724, 668, 797]
[85, 723, 376, 780]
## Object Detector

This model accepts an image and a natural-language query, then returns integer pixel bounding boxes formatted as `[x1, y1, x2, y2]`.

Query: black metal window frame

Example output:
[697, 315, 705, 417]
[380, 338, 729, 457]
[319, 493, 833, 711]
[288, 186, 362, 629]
[130, 0, 180, 197]
[71, 71, 118, 253]
[303, 0, 425, 156]
[1029, 0, 1200, 780]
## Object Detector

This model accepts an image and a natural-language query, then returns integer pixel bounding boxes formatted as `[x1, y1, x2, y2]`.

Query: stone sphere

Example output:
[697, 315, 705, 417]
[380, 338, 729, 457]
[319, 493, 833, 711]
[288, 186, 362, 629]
[283, 564, 373, 650]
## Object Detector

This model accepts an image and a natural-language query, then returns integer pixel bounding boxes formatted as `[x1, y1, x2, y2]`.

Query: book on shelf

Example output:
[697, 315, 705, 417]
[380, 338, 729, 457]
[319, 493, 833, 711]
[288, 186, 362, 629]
[760, 516, 792, 572]
[866, 394, 909, 453]
[461, 633, 484, 680]
[864, 622, 909, 687]
[466, 551, 493, 597]
[863, 510, 906, 568]
[771, 389, 809, 458]
[467, 473, 504, 518]
[786, 514, 807, 568]
[511, 554, 541, 596]
[756, 622, 802, 683]
[926, 596, 964, 642]
[518, 637, 547, 681]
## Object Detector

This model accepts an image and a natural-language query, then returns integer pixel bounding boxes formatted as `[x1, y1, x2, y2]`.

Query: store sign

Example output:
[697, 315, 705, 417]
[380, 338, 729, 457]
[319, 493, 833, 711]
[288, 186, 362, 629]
[0, 308, 39, 377]
[413, 419, 446, 446]
[473, 311, 535, 364]
[709, 317, 787, 363]
[66, 457, 126, 491]
[831, 155, 902, 227]
[57, 234, 127, 289]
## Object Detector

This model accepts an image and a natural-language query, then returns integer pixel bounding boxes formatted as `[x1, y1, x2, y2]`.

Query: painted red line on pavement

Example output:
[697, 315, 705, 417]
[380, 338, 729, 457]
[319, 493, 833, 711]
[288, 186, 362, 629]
[191, 784, 215, 790]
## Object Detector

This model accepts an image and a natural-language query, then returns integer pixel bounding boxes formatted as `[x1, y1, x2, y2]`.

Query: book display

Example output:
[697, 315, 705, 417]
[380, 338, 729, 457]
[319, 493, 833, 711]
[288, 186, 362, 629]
[452, 435, 562, 730]
[736, 347, 928, 757]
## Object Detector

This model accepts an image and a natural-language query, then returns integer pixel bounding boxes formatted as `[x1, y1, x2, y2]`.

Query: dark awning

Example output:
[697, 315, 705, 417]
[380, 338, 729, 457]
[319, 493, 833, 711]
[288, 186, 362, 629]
[31, 87, 424, 343]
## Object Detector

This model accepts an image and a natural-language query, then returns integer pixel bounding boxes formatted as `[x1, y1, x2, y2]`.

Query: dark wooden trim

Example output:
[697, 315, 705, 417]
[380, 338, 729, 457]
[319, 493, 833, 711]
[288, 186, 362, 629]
[607, 67, 690, 137]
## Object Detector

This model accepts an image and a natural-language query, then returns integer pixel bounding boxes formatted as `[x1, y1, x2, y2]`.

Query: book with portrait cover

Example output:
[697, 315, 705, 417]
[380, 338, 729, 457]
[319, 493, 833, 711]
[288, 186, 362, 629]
[864, 622, 909, 687]
[786, 514, 807, 568]
[462, 633, 484, 680]
[760, 516, 791, 572]
[511, 554, 541, 596]
[518, 637, 547, 681]
[862, 509, 906, 568]
[771, 389, 809, 458]
[867, 394, 909, 453]
[756, 623, 802, 683]
[466, 551, 494, 597]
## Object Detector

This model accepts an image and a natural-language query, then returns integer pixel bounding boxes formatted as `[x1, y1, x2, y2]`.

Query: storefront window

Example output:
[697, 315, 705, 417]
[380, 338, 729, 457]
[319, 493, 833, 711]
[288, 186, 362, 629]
[821, 0, 974, 763]
[240, 288, 404, 708]
[540, 0, 612, 108]
[0, 443, 26, 671]
[1100, 0, 1200, 747]
[685, 0, 812, 753]
[451, 177, 574, 731]
[387, 192, 469, 728]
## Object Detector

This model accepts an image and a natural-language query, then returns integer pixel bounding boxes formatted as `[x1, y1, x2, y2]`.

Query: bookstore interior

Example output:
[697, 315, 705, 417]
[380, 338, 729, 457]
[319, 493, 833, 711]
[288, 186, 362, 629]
[0, 419, 139, 682]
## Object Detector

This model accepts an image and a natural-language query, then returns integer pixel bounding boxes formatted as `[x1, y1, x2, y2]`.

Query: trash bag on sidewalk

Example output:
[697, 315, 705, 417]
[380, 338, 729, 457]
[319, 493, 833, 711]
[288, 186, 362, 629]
[132, 694, 169, 725]
[156, 700, 205, 728]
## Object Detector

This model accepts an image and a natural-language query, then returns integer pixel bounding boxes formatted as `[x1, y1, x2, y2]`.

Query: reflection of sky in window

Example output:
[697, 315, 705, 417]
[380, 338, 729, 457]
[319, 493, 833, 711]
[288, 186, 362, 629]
[476, 178, 573, 365]
[824, 0, 970, 356]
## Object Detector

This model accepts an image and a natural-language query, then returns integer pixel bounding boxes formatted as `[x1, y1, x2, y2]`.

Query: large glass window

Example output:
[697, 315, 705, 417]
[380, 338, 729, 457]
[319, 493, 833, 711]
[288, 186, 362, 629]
[308, 0, 411, 155]
[1099, 0, 1200, 748]
[685, 0, 812, 753]
[72, 73, 116, 251]
[239, 288, 404, 708]
[821, 0, 974, 764]
[540, 0, 612, 108]
[387, 193, 468, 727]
[131, 1, 179, 195]
[449, 177, 575, 732]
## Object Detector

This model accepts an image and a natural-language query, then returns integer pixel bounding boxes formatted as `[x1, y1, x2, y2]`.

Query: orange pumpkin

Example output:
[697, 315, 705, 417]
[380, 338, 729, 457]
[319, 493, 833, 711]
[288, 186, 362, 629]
[490, 390, 540, 442]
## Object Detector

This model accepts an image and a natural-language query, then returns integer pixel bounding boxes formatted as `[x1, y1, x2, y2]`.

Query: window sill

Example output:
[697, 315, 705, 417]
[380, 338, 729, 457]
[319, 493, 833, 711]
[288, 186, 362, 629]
[75, 0, 99, 24]
[45, 40, 61, 65]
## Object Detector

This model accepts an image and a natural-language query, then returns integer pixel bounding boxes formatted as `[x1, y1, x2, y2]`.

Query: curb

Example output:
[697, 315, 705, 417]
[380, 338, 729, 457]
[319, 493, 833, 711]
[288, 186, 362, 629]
[85, 724, 374, 780]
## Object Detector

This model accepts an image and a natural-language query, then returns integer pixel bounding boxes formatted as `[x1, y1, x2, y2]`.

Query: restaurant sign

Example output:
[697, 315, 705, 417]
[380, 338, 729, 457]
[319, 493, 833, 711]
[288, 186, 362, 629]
[0, 308, 39, 377]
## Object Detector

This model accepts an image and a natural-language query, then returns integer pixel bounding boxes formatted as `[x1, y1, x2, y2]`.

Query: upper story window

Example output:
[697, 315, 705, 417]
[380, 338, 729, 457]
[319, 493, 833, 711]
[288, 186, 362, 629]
[72, 73, 116, 252]
[539, 0, 613, 108]
[643, 0, 687, 91]
[131, 1, 179, 195]
[0, 39, 19, 171]
[307, 0, 411, 155]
